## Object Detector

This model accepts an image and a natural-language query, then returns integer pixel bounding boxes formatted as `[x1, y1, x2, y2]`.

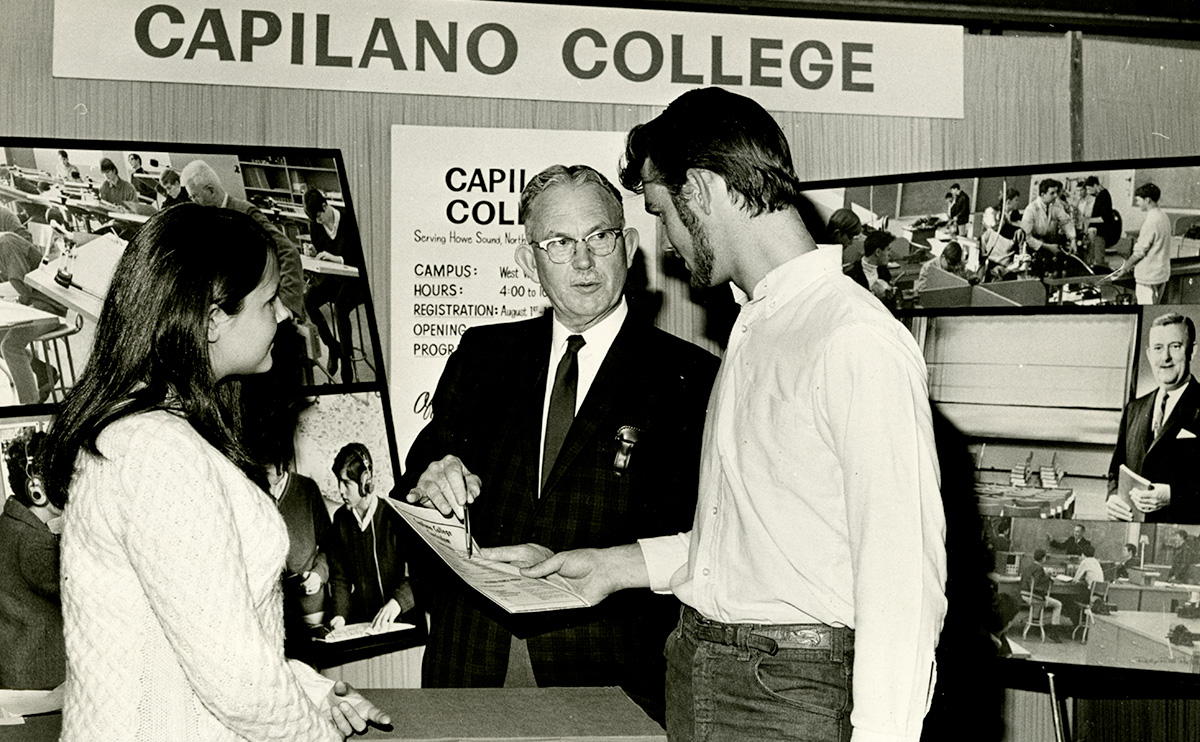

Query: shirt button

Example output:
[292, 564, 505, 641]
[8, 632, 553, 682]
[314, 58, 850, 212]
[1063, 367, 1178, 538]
[702, 568, 710, 576]
[711, 507, 718, 515]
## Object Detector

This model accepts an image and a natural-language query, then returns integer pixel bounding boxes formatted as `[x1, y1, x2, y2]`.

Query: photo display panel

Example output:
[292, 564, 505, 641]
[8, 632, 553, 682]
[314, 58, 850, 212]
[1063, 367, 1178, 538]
[0, 138, 390, 406]
[799, 154, 1200, 691]
[0, 136, 417, 669]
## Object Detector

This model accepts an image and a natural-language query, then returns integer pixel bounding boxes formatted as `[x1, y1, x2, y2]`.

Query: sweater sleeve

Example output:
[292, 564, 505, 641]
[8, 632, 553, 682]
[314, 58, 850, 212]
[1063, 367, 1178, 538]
[117, 425, 338, 742]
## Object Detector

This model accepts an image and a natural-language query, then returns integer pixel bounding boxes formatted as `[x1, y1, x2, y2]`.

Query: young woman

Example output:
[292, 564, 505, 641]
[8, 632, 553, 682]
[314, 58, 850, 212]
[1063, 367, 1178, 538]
[42, 204, 387, 741]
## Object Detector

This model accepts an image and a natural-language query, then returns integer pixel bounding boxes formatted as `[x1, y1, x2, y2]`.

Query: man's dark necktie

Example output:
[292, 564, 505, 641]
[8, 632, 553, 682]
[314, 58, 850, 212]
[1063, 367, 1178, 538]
[542, 334, 585, 491]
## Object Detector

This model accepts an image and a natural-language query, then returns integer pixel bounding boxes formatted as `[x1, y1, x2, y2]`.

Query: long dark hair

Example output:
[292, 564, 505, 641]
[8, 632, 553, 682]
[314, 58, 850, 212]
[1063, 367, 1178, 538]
[42, 203, 276, 508]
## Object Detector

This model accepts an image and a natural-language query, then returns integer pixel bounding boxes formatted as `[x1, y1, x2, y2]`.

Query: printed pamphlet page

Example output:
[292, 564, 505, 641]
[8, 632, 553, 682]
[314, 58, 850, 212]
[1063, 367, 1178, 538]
[314, 621, 417, 643]
[385, 498, 594, 613]
[1118, 464, 1149, 523]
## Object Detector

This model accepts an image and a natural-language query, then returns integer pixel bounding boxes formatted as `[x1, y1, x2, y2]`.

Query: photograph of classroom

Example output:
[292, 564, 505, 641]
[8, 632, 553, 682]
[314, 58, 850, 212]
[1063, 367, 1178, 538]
[0, 389, 430, 697]
[986, 516, 1200, 676]
[0, 141, 376, 408]
[911, 304, 1200, 528]
[807, 160, 1200, 310]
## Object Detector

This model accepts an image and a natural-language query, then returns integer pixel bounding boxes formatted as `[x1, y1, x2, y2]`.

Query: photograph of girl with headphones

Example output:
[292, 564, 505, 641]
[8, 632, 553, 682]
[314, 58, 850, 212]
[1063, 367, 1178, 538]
[0, 423, 64, 693]
[324, 442, 417, 636]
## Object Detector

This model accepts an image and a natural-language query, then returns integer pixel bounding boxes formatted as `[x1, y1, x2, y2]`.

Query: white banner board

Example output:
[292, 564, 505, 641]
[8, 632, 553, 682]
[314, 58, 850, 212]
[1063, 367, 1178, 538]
[389, 126, 653, 462]
[53, 0, 964, 118]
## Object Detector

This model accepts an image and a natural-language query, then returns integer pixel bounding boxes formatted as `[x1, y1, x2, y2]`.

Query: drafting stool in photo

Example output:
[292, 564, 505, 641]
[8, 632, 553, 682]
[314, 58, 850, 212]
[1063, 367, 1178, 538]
[1022, 590, 1048, 642]
[1072, 581, 1110, 644]
[32, 309, 83, 403]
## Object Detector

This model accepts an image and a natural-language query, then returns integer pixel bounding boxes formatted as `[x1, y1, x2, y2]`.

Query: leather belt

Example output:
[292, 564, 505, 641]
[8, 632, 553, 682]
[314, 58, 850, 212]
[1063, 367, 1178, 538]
[685, 607, 839, 656]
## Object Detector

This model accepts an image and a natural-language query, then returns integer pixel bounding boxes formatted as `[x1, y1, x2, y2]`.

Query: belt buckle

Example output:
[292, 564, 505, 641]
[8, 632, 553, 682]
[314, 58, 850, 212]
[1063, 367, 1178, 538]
[783, 628, 825, 648]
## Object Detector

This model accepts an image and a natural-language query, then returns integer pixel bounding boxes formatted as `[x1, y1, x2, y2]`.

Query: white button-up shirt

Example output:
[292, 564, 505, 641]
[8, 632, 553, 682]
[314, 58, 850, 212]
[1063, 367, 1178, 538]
[538, 299, 628, 489]
[639, 247, 947, 742]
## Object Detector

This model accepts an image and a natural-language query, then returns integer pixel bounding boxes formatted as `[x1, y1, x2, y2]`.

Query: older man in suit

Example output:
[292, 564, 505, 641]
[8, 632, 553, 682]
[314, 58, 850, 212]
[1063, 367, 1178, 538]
[401, 164, 718, 722]
[1108, 312, 1200, 524]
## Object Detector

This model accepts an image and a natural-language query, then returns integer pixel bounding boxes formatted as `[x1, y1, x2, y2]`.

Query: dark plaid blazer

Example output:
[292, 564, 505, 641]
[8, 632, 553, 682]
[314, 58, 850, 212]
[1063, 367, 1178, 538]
[1108, 376, 1200, 524]
[401, 308, 718, 721]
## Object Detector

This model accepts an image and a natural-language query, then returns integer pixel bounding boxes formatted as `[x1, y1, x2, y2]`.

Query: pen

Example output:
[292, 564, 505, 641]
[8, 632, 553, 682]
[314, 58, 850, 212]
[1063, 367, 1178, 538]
[464, 503, 472, 558]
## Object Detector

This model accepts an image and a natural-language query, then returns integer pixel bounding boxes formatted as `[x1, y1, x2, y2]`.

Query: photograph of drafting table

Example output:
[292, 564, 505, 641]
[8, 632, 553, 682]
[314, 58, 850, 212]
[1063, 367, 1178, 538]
[982, 517, 1200, 675]
[0, 139, 381, 411]
[801, 154, 1200, 309]
[903, 309, 1141, 521]
[906, 304, 1200, 700]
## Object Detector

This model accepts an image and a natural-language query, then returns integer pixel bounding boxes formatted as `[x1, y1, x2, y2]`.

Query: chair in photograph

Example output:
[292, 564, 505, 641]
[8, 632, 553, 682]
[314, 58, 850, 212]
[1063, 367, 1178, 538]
[1021, 590, 1048, 642]
[348, 302, 374, 381]
[27, 221, 53, 256]
[32, 310, 83, 403]
[1072, 581, 1109, 643]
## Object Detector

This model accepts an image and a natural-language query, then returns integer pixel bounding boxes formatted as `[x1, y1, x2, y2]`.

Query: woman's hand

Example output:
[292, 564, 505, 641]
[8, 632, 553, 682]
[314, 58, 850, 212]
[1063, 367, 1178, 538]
[327, 680, 391, 737]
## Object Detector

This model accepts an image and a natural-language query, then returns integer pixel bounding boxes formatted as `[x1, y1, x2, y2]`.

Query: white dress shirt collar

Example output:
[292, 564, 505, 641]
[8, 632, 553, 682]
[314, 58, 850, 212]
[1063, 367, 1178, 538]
[548, 297, 628, 404]
[350, 494, 378, 532]
[730, 245, 844, 314]
[323, 207, 341, 239]
[1156, 378, 1191, 433]
[538, 298, 628, 492]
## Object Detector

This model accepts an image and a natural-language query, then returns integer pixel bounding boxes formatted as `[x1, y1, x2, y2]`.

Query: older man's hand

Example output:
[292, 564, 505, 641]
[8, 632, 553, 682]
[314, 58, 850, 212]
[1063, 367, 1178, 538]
[404, 454, 480, 520]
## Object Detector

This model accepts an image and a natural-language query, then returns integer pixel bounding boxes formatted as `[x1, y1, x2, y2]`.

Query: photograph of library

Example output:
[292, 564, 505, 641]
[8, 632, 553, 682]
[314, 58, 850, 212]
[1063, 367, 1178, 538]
[910, 306, 1200, 525]
[0, 139, 377, 409]
[986, 517, 1200, 675]
[811, 158, 1200, 309]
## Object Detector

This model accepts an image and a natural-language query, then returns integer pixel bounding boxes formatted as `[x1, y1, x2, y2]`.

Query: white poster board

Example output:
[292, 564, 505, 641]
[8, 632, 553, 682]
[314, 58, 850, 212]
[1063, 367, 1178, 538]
[53, 0, 964, 119]
[389, 126, 653, 462]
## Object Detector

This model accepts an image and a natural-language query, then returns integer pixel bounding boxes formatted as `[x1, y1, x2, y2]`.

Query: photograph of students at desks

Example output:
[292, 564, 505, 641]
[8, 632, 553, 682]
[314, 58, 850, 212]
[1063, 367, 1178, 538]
[985, 516, 1200, 674]
[0, 143, 377, 399]
[815, 206, 952, 312]
[279, 393, 426, 686]
[817, 159, 1200, 309]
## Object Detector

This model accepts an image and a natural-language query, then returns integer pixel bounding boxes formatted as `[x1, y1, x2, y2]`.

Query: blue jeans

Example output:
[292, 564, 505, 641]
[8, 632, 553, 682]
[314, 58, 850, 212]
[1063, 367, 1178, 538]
[665, 606, 854, 742]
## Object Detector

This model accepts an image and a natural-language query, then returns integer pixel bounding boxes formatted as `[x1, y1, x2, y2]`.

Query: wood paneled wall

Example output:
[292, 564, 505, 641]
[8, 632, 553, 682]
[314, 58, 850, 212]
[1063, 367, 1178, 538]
[1083, 37, 1200, 162]
[5, 7, 1200, 358]
[1, 2, 1116, 361]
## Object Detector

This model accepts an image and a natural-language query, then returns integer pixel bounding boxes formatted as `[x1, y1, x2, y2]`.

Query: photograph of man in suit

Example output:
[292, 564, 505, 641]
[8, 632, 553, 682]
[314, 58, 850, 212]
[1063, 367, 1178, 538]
[1108, 312, 1200, 523]
[401, 164, 718, 722]
[1045, 523, 1092, 556]
[948, 182, 970, 236]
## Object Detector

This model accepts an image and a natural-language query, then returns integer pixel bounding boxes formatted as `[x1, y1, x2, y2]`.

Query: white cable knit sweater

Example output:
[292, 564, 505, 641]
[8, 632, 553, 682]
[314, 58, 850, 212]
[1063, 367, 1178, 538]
[60, 410, 339, 742]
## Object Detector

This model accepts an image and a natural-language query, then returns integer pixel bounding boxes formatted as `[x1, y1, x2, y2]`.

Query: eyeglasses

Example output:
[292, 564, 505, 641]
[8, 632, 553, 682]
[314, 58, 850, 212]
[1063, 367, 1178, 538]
[529, 228, 624, 264]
